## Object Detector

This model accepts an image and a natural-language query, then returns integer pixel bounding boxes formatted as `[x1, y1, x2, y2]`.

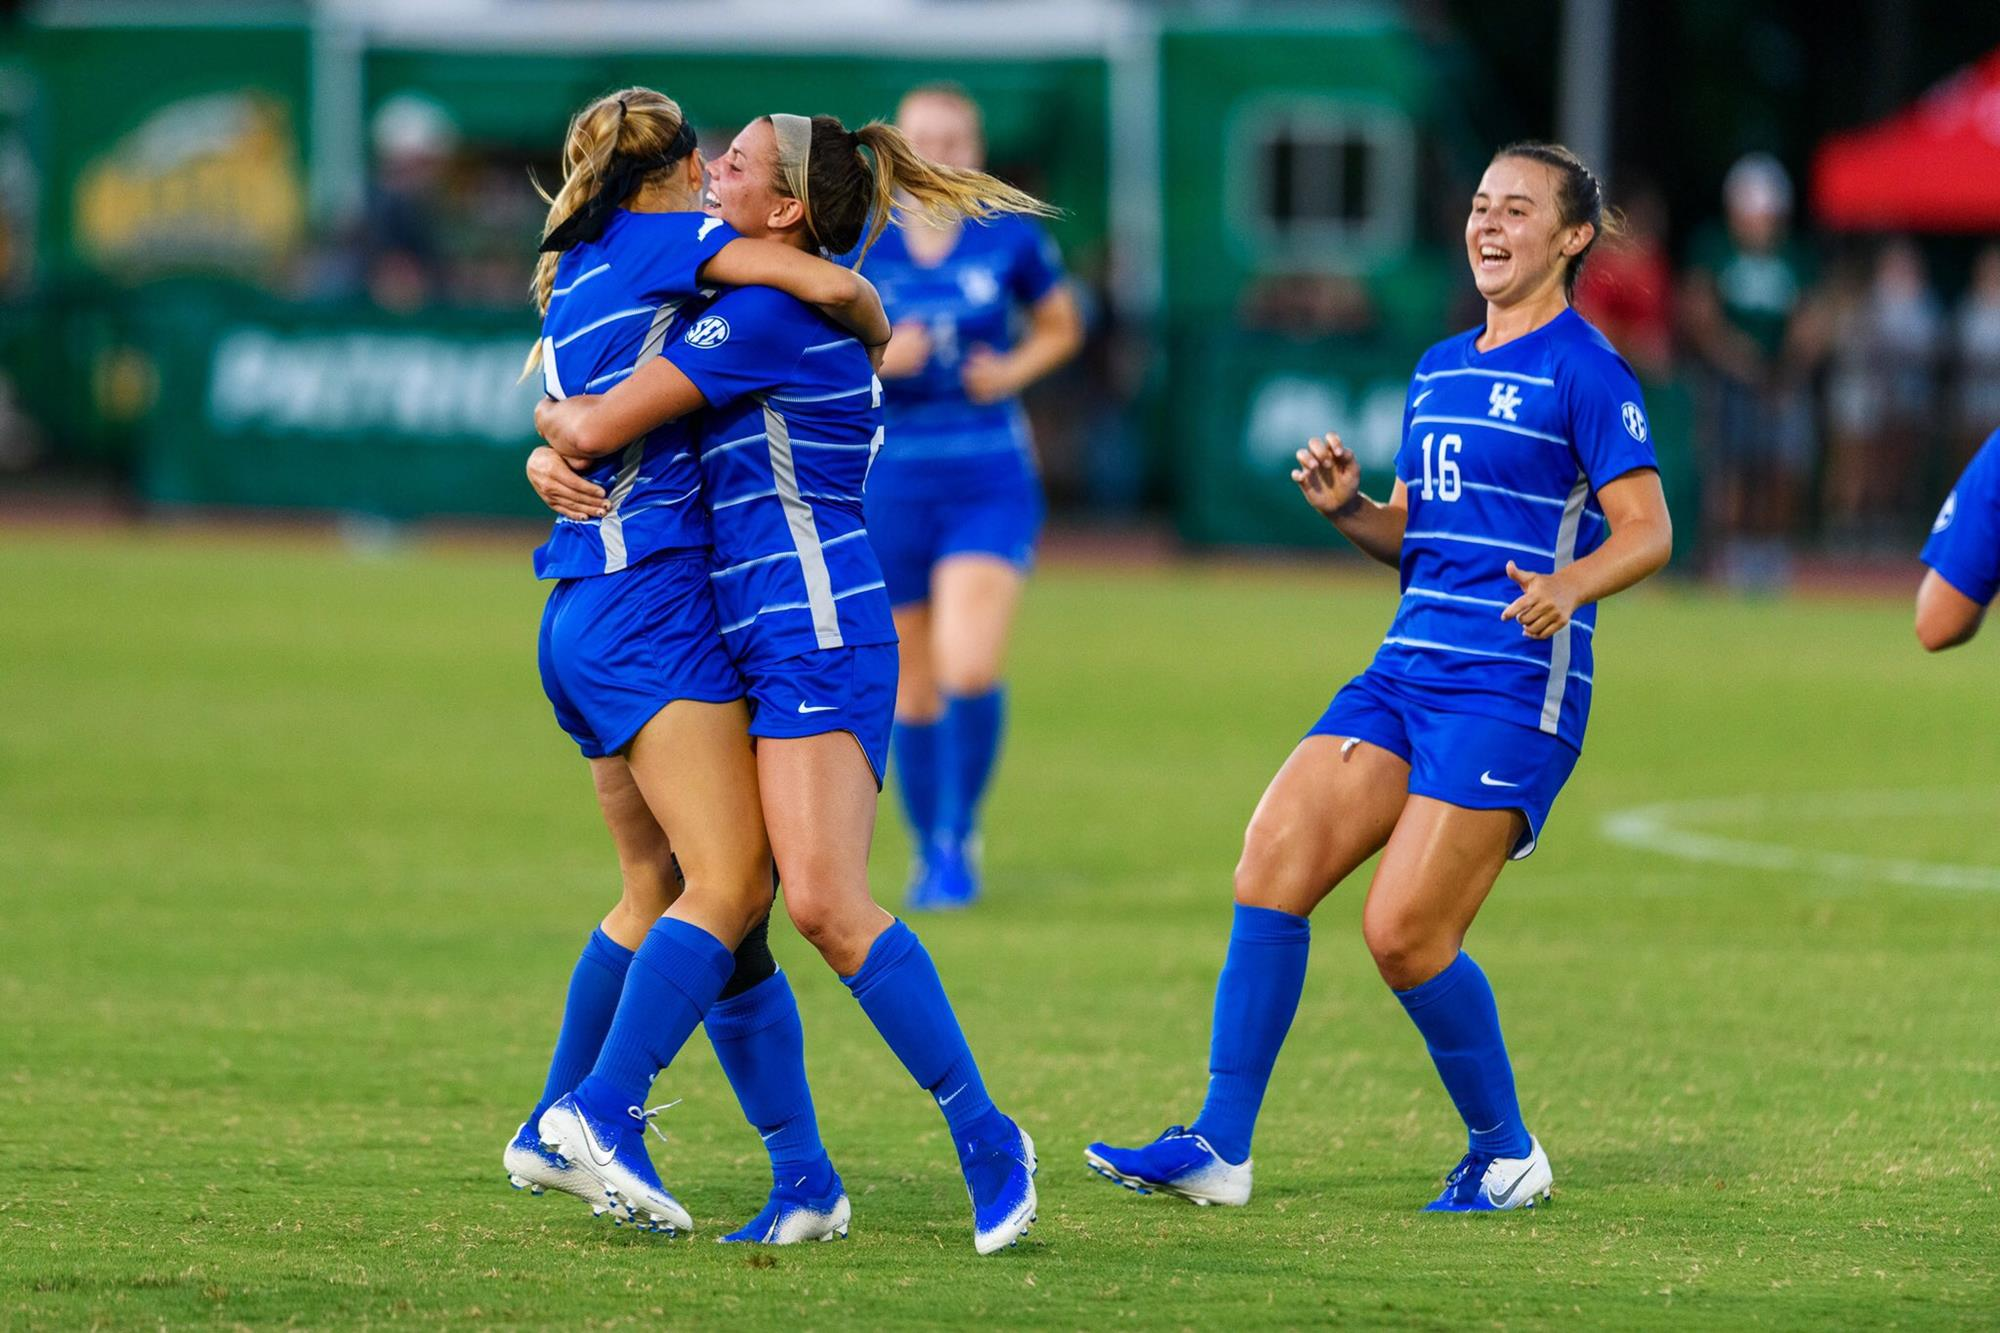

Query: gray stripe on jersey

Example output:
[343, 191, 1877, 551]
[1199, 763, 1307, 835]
[597, 440, 647, 574]
[1539, 471, 1591, 733]
[762, 402, 843, 649]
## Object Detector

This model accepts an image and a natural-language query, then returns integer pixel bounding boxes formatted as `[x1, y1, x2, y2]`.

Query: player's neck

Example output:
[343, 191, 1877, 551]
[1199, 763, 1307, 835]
[624, 182, 702, 214]
[1478, 288, 1569, 352]
[904, 219, 963, 265]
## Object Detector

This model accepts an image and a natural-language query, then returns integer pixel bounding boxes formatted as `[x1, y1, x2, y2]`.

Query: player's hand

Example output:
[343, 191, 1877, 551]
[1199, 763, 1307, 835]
[960, 346, 1020, 404]
[1501, 560, 1578, 638]
[876, 320, 932, 379]
[526, 445, 607, 520]
[1291, 433, 1362, 519]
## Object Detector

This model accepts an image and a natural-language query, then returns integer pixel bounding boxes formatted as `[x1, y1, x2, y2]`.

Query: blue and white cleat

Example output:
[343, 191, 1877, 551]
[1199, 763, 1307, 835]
[962, 1117, 1037, 1254]
[1083, 1126, 1252, 1206]
[1423, 1137, 1553, 1212]
[915, 835, 980, 911]
[536, 1093, 695, 1235]
[717, 1172, 852, 1245]
[504, 1120, 577, 1196]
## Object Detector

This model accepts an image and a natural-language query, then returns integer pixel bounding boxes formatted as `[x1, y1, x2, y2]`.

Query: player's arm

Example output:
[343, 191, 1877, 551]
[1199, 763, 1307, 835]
[698, 239, 891, 352]
[1292, 432, 1406, 568]
[1502, 469, 1672, 640]
[962, 286, 1085, 405]
[533, 358, 707, 462]
[1915, 569, 1986, 651]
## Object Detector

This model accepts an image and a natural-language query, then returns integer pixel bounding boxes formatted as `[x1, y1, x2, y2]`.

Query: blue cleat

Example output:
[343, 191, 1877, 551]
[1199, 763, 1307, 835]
[536, 1092, 694, 1235]
[717, 1170, 852, 1245]
[912, 835, 979, 911]
[1423, 1137, 1553, 1212]
[1084, 1126, 1253, 1206]
[961, 1117, 1037, 1254]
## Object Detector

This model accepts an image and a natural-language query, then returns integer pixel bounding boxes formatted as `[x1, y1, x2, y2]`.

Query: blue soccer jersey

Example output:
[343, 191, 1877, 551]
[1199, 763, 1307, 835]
[862, 215, 1064, 468]
[1922, 429, 2000, 606]
[1369, 308, 1658, 750]
[532, 210, 738, 580]
[660, 284, 896, 662]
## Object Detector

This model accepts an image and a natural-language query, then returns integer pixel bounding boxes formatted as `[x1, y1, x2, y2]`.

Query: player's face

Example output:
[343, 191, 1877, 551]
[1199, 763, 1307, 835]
[897, 94, 983, 171]
[708, 119, 790, 239]
[1465, 157, 1580, 306]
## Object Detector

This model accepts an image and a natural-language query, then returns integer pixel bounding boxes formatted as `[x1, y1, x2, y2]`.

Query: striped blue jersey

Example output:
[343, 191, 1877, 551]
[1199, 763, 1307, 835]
[1372, 308, 1657, 750]
[660, 284, 895, 663]
[532, 210, 737, 580]
[862, 215, 1064, 468]
[1921, 428, 2000, 606]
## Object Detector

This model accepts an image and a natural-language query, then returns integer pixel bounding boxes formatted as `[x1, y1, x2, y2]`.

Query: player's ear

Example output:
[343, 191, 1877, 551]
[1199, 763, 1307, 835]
[769, 195, 808, 234]
[1562, 221, 1594, 258]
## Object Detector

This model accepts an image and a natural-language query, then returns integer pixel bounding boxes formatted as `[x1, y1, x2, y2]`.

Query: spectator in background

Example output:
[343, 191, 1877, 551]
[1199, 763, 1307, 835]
[1681, 152, 1822, 586]
[1953, 243, 2000, 471]
[1823, 239, 1942, 542]
[363, 94, 457, 312]
[1574, 178, 1672, 379]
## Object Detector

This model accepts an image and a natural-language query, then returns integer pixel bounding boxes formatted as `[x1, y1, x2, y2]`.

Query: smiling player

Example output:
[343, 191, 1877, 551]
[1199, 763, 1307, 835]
[1086, 142, 1673, 1212]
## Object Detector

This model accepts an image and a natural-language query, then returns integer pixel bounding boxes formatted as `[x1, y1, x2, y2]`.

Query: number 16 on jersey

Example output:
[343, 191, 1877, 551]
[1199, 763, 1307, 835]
[1419, 431, 1462, 502]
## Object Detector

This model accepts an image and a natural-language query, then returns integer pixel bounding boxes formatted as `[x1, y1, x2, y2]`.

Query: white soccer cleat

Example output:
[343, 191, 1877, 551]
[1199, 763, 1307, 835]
[536, 1093, 695, 1235]
[1084, 1126, 1253, 1207]
[1423, 1137, 1553, 1212]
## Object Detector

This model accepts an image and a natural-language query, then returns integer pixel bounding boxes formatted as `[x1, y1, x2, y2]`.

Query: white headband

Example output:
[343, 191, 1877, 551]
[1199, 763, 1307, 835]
[770, 113, 815, 241]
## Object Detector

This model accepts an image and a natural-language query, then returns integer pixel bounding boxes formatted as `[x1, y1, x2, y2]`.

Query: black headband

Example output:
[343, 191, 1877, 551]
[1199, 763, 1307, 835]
[538, 117, 700, 254]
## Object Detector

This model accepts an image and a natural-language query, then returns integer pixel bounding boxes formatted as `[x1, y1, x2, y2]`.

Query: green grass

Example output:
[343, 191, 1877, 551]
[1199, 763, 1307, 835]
[3, 528, 1998, 1329]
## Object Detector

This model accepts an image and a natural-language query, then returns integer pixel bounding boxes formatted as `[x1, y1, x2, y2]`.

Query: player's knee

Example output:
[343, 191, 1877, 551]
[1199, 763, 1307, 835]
[1362, 908, 1446, 989]
[935, 655, 1001, 697]
[780, 876, 857, 955]
[1233, 819, 1321, 912]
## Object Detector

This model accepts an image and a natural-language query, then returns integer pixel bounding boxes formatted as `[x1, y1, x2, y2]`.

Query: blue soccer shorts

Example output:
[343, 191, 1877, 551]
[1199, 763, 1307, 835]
[1308, 669, 1581, 859]
[865, 463, 1044, 608]
[738, 642, 899, 788]
[537, 550, 745, 759]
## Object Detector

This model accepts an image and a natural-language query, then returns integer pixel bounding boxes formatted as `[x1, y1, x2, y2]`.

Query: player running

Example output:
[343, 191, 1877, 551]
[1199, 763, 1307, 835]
[1915, 427, 2000, 651]
[863, 85, 1084, 909]
[503, 87, 891, 1242]
[532, 112, 1058, 1253]
[1085, 143, 1672, 1212]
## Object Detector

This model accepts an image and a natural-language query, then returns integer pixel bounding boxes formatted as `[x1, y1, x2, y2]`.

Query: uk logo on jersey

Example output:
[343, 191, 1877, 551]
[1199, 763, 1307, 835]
[1621, 401, 1648, 442]
[1488, 383, 1522, 421]
[957, 266, 1001, 306]
[684, 316, 731, 349]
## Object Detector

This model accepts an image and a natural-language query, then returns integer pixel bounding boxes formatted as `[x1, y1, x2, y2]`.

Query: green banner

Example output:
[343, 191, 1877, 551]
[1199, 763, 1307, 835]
[134, 287, 545, 518]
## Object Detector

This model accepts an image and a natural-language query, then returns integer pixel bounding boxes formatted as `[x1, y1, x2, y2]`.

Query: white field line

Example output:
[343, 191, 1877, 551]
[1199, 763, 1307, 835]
[1597, 788, 2000, 893]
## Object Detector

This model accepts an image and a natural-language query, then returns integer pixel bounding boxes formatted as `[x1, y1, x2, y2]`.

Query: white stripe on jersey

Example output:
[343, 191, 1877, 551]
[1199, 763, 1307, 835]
[802, 337, 860, 354]
[551, 263, 610, 298]
[1411, 367, 1555, 387]
[710, 528, 870, 579]
[1382, 635, 1591, 682]
[1410, 414, 1568, 445]
[554, 306, 656, 350]
[770, 384, 873, 404]
[1402, 529, 1556, 559]
[717, 580, 886, 636]
[1459, 480, 1573, 508]
[1401, 584, 1595, 633]
[1539, 472, 1592, 732]
[763, 404, 843, 650]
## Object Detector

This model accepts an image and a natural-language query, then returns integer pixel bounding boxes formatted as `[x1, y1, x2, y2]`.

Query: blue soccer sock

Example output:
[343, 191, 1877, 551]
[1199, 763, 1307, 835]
[1394, 951, 1532, 1160]
[530, 927, 636, 1123]
[891, 718, 942, 853]
[581, 916, 735, 1114]
[942, 688, 1005, 840]
[706, 970, 835, 1195]
[1189, 903, 1311, 1164]
[841, 920, 1005, 1148]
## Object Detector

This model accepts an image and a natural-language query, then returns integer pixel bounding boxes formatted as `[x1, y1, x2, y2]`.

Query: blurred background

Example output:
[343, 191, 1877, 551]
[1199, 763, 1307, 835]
[5, 0, 2000, 586]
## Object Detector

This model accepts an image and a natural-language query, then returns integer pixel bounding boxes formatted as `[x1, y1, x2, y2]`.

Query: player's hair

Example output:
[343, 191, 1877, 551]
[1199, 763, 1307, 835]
[523, 87, 693, 377]
[1491, 140, 1625, 301]
[762, 113, 1057, 268]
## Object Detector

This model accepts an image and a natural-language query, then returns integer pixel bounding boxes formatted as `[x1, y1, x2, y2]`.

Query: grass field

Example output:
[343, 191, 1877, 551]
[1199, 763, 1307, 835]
[4, 527, 1998, 1329]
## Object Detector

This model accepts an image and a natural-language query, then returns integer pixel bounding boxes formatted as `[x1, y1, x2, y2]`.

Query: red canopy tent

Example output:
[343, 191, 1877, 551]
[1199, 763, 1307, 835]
[1812, 45, 2000, 232]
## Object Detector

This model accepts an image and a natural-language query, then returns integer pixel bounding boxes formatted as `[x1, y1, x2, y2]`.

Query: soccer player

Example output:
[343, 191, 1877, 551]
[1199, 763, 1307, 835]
[532, 112, 1059, 1253]
[1915, 428, 2000, 651]
[1085, 143, 1672, 1212]
[863, 85, 1084, 908]
[504, 87, 892, 1241]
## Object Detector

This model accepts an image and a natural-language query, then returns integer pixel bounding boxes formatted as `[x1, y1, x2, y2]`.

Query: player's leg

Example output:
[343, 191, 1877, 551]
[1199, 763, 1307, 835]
[923, 553, 1029, 905]
[539, 698, 773, 1234]
[889, 599, 945, 901]
[1363, 796, 1553, 1211]
[1085, 730, 1409, 1204]
[759, 709, 1036, 1254]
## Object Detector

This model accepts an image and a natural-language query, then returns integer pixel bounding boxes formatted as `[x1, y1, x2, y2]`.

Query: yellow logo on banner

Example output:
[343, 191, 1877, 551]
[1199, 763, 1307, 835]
[75, 92, 303, 274]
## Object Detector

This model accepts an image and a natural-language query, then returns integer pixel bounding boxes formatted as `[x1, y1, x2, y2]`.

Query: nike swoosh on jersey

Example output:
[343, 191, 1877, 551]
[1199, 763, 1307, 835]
[797, 702, 839, 714]
[1478, 771, 1520, 788]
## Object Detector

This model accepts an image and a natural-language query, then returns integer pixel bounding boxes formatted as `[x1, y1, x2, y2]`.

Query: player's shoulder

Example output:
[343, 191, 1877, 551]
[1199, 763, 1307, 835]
[1414, 325, 1483, 376]
[1962, 428, 2000, 490]
[604, 208, 736, 251]
[1551, 310, 1640, 392]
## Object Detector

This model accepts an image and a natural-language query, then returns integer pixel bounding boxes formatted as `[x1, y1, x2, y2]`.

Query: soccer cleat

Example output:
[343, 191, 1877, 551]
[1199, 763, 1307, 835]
[1423, 1137, 1553, 1212]
[504, 1120, 578, 1196]
[961, 1117, 1037, 1254]
[913, 835, 980, 911]
[536, 1093, 694, 1235]
[1083, 1126, 1253, 1206]
[716, 1172, 852, 1245]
